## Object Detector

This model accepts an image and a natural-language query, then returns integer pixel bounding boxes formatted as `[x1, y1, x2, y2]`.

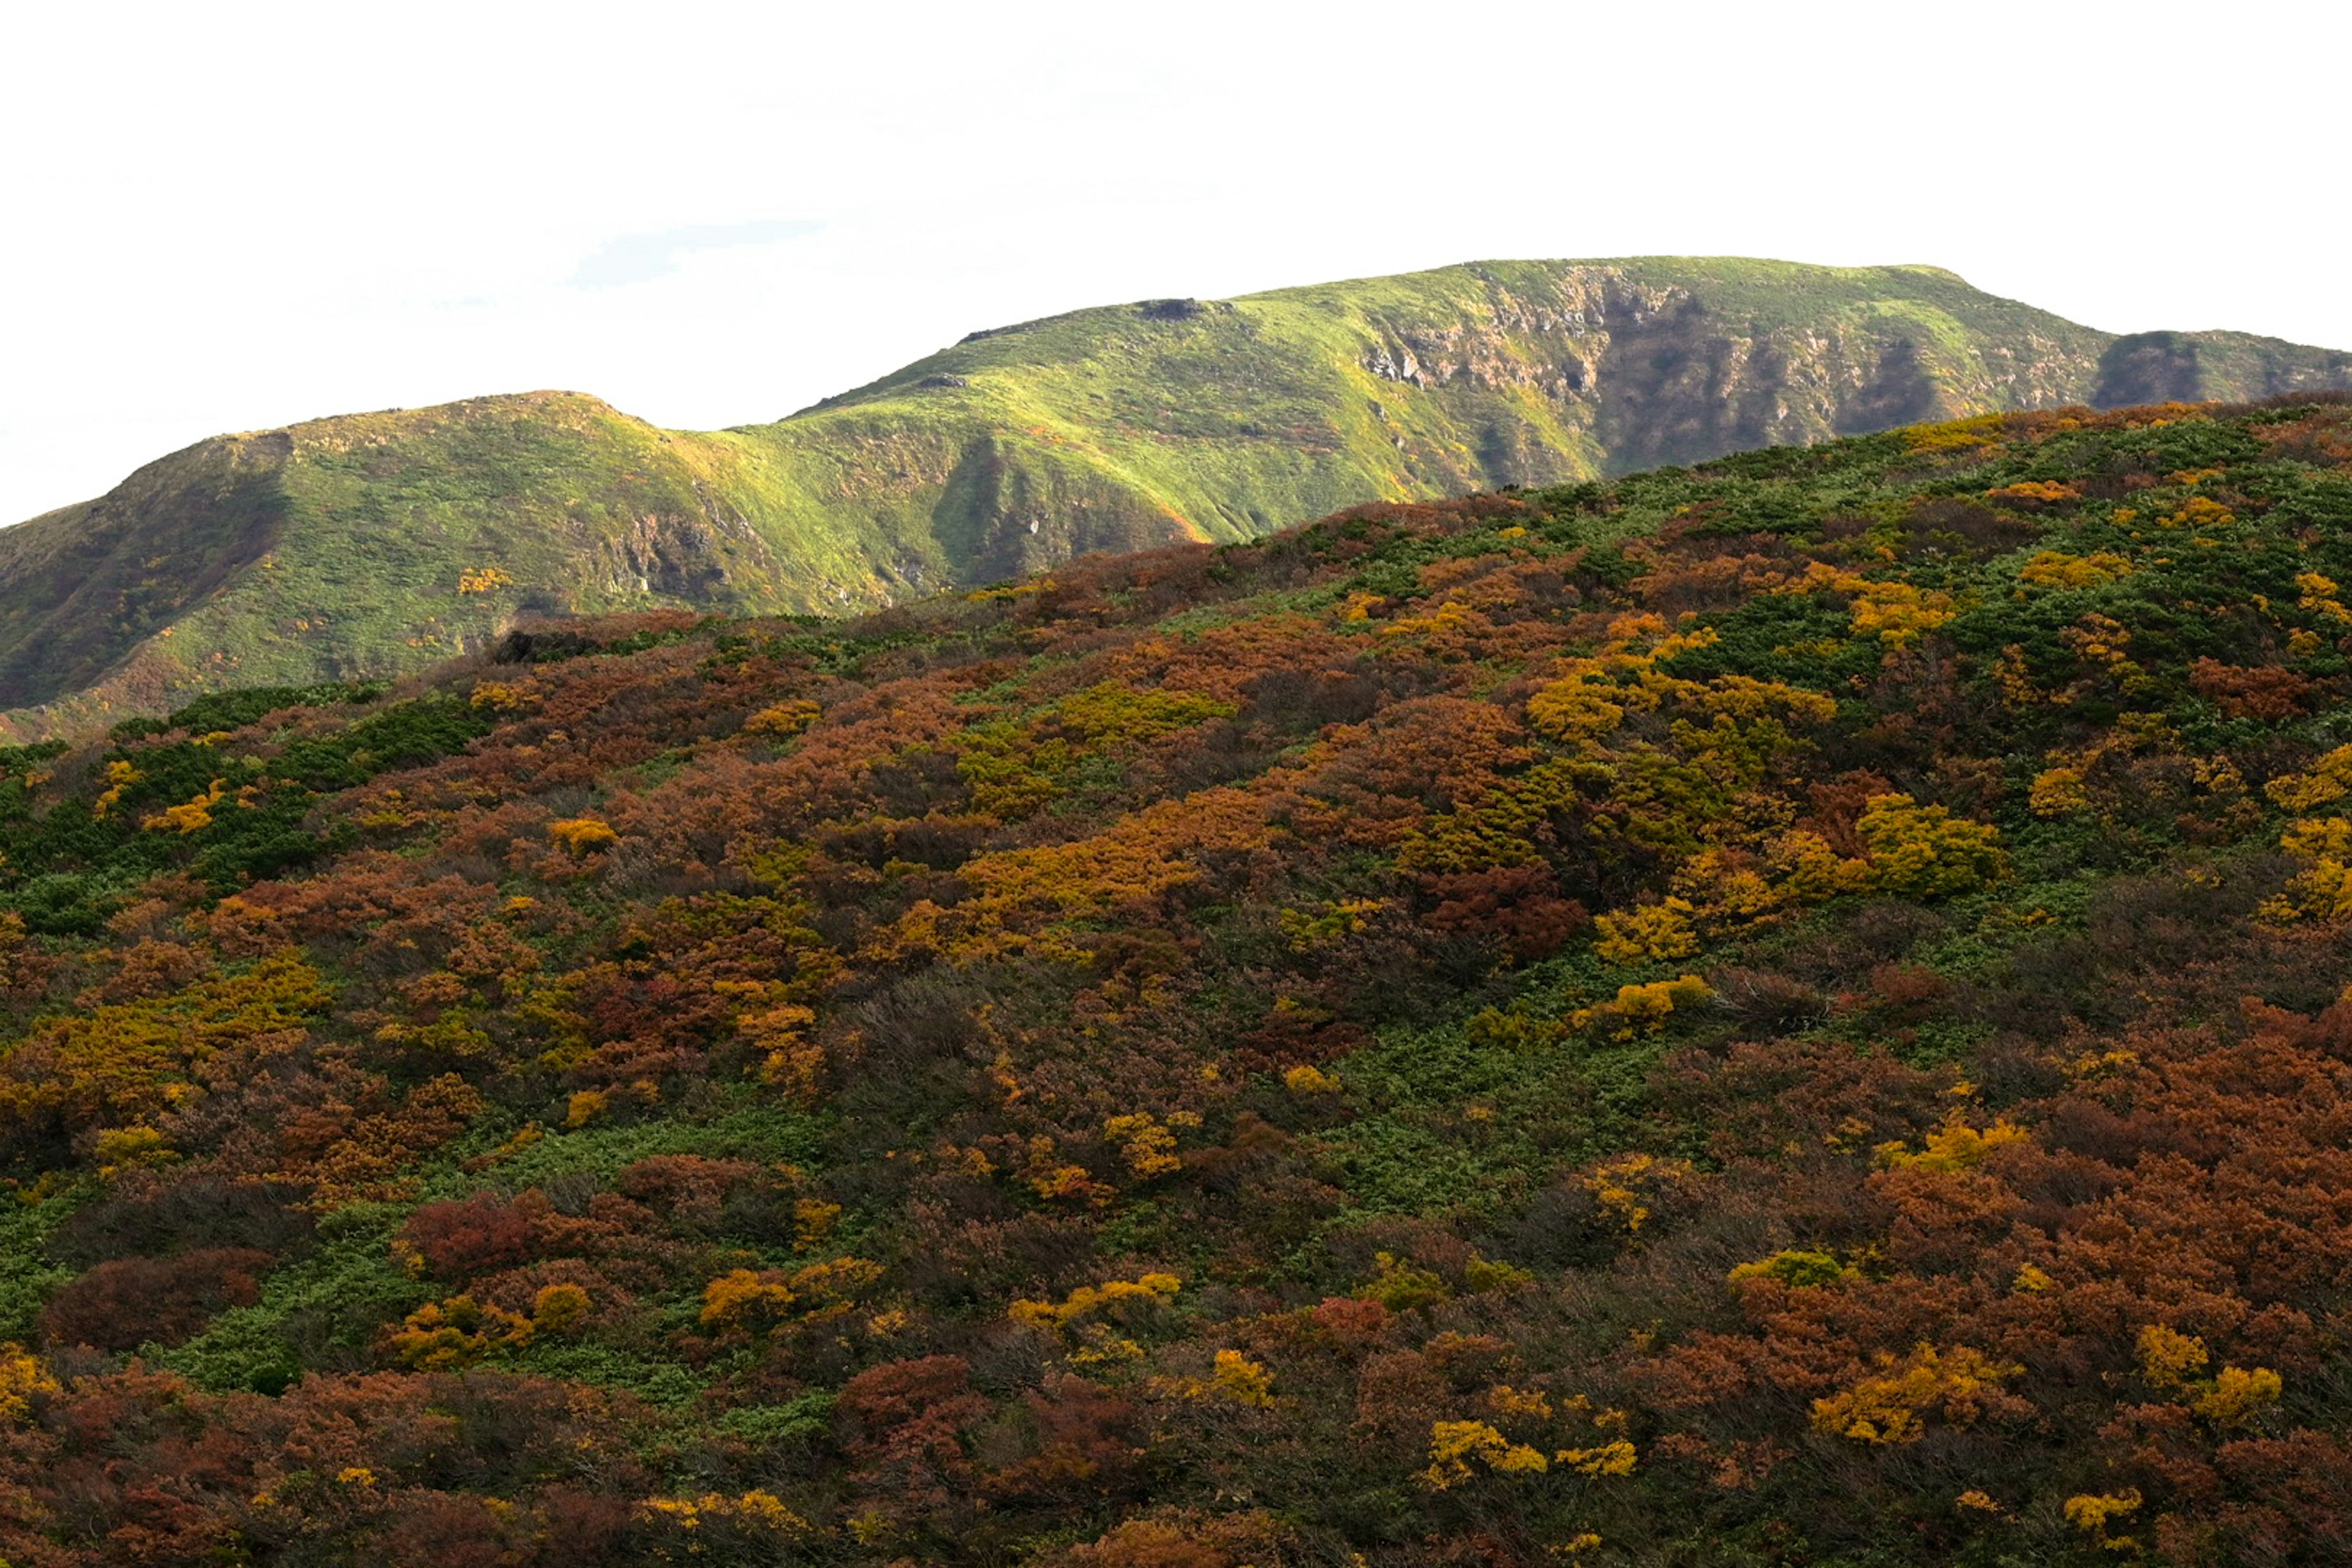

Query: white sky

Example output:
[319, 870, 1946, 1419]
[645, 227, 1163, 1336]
[4, 0, 2346, 526]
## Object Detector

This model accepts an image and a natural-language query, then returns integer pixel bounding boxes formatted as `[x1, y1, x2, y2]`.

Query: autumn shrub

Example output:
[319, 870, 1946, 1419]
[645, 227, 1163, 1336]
[399, 1193, 546, 1283]
[1855, 794, 2009, 896]
[40, 1247, 274, 1350]
[1058, 1508, 1297, 1567]
[1810, 1344, 2026, 1445]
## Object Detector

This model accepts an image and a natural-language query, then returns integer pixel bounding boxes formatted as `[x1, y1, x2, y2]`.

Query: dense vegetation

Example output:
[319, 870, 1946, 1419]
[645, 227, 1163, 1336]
[2, 396, 2352, 1564]
[9, 258, 2350, 734]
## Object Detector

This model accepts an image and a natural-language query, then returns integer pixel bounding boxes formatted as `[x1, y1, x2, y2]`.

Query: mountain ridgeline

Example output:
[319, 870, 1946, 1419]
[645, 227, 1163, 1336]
[5, 257, 2349, 731]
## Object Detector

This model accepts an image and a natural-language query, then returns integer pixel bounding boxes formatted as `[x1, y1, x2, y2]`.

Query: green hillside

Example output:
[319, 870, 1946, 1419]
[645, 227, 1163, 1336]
[7, 257, 2349, 732]
[3, 396, 2352, 1561]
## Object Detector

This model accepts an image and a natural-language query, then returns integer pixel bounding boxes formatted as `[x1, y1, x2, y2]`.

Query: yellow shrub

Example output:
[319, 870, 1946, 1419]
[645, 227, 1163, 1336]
[1009, 1272, 1180, 1332]
[1768, 830, 1874, 902]
[1986, 480, 2078, 504]
[794, 1197, 843, 1249]
[2018, 551, 2135, 589]
[1669, 849, 1786, 930]
[1728, 1250, 1853, 1288]
[1284, 1063, 1343, 1096]
[141, 779, 225, 835]
[388, 1295, 533, 1368]
[734, 997, 822, 1103]
[1856, 794, 2008, 897]
[745, 700, 822, 739]
[1572, 975, 1712, 1039]
[1104, 1112, 1185, 1179]
[92, 1125, 175, 1175]
[548, 817, 619, 855]
[1423, 1420, 1548, 1490]
[2065, 1490, 2143, 1545]
[1582, 1153, 1696, 1234]
[1874, 1116, 2028, 1172]
[1593, 899, 1700, 964]
[2265, 817, 2352, 922]
[2267, 745, 2352, 811]
[701, 1268, 797, 1330]
[2195, 1365, 2282, 1427]
[1556, 1439, 1637, 1476]
[469, 680, 538, 712]
[640, 1491, 810, 1534]
[532, 1284, 592, 1336]
[1811, 1344, 2021, 1445]
[2029, 764, 2090, 817]
[0, 1344, 58, 1423]
[92, 760, 140, 819]
[1206, 1348, 1275, 1407]
[1904, 414, 2005, 453]
[1526, 669, 1632, 744]
[1052, 682, 1237, 744]
[1486, 1384, 1553, 1420]
[2298, 571, 2352, 625]
[2162, 495, 2234, 530]
[1851, 581, 1958, 646]
[2136, 1324, 2209, 1389]
[2281, 818, 2352, 861]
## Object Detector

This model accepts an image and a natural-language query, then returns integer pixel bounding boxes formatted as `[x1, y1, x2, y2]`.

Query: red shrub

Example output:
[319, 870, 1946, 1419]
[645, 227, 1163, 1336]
[41, 1248, 273, 1351]
[400, 1193, 545, 1283]
[1420, 865, 1589, 961]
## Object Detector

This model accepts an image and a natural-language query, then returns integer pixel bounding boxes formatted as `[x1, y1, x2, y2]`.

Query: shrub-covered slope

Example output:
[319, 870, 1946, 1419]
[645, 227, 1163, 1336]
[8, 258, 2350, 731]
[3, 398, 2352, 1562]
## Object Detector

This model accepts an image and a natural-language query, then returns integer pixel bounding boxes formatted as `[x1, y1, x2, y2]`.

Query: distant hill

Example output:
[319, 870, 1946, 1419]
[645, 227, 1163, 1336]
[6, 257, 2348, 731]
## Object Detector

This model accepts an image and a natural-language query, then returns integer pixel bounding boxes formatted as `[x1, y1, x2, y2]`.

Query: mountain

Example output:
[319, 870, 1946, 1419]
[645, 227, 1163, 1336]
[1, 393, 2350, 1561]
[6, 257, 2350, 733]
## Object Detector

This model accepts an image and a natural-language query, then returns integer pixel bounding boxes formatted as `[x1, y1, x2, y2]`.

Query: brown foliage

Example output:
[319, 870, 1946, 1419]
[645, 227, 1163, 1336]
[40, 1248, 273, 1351]
[400, 1193, 546, 1283]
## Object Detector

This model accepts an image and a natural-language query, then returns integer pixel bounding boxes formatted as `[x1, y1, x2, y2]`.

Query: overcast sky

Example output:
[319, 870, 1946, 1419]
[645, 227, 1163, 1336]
[4, 1, 2345, 526]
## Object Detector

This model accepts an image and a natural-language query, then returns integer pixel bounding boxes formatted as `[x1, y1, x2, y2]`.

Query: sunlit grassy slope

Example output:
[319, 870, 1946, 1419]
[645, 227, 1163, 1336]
[6, 256, 2348, 730]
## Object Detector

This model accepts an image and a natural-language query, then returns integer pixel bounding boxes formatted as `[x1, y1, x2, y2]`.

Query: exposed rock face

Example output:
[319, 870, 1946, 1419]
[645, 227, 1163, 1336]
[1328, 266, 2122, 475]
[1837, 339, 1941, 435]
[2096, 332, 2209, 405]
[604, 500, 756, 598]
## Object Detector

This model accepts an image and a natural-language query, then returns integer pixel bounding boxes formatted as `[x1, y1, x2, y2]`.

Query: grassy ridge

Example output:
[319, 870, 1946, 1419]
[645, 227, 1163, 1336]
[7, 257, 2350, 731]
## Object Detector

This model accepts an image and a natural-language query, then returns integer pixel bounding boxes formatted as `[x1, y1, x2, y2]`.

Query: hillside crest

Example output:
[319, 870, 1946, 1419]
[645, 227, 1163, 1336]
[7, 257, 2349, 733]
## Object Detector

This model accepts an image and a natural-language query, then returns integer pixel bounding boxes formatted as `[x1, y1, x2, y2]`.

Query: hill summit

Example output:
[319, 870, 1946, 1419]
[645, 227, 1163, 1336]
[5, 257, 2349, 731]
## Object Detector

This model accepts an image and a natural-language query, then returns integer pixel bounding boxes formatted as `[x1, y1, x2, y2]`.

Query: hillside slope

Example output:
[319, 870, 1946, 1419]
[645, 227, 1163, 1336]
[7, 257, 2351, 730]
[0, 396, 2350, 1561]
